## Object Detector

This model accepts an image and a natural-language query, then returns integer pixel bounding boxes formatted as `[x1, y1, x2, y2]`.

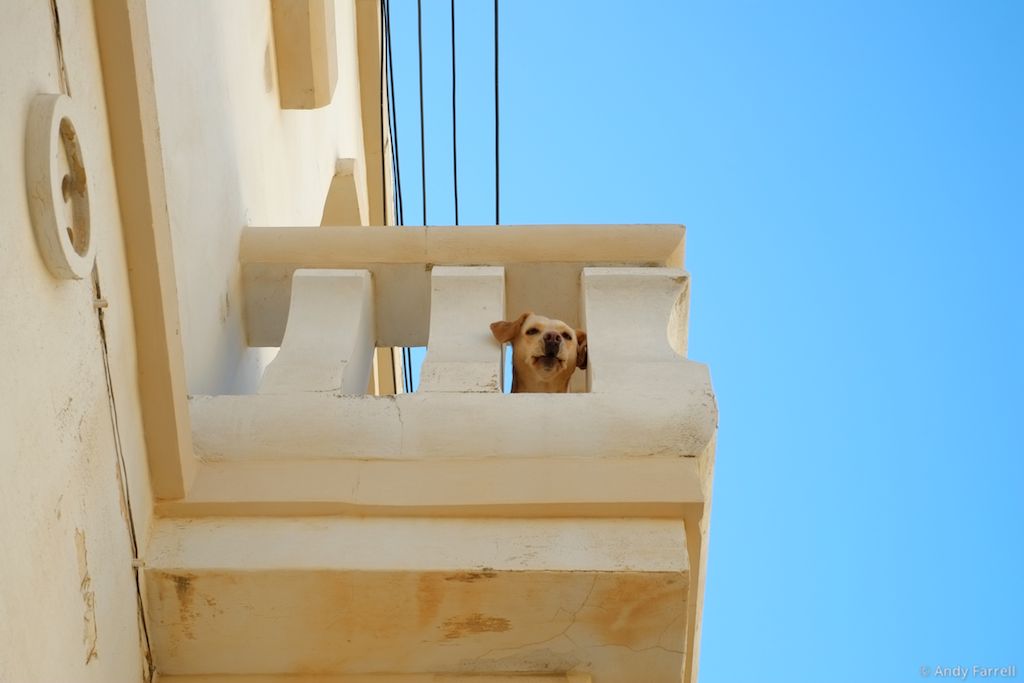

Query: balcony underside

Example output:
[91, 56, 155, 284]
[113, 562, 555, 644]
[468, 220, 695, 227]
[146, 517, 688, 682]
[159, 676, 591, 682]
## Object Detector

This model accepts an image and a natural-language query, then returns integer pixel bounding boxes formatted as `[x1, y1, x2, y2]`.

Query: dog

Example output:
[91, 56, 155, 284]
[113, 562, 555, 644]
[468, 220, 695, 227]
[490, 312, 587, 393]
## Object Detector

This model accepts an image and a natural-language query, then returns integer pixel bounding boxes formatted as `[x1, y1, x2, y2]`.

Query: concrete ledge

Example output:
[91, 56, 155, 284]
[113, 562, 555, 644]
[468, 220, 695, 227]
[155, 457, 707, 518]
[190, 376, 715, 461]
[178, 367, 716, 518]
[241, 225, 685, 266]
[146, 517, 688, 572]
[145, 518, 687, 681]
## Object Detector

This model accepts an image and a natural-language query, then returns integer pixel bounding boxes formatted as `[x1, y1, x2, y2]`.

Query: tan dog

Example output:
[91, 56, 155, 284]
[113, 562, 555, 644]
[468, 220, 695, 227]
[490, 312, 587, 393]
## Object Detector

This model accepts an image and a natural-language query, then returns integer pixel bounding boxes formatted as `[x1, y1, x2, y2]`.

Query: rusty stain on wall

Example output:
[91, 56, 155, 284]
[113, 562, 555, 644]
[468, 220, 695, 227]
[442, 612, 512, 640]
[416, 574, 441, 628]
[445, 568, 497, 583]
[74, 528, 98, 663]
[171, 573, 197, 641]
[588, 573, 687, 650]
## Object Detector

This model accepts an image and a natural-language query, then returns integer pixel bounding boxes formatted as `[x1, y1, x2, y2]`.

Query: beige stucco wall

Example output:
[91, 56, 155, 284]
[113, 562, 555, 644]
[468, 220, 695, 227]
[2, 2, 376, 679]
[0, 2, 154, 681]
[146, 0, 369, 395]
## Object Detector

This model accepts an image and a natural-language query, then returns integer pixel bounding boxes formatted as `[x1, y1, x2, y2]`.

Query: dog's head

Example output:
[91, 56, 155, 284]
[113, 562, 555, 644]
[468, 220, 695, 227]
[490, 312, 587, 393]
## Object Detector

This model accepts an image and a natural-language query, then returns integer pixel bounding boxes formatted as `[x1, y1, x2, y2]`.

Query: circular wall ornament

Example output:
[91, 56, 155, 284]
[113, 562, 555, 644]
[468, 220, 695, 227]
[26, 93, 95, 280]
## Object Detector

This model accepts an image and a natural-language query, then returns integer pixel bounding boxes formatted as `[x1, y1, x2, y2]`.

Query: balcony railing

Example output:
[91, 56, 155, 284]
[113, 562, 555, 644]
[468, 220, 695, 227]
[175, 225, 714, 510]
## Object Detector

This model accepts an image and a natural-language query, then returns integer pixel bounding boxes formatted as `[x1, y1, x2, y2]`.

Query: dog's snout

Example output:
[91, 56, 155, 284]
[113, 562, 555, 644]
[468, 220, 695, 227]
[542, 332, 562, 355]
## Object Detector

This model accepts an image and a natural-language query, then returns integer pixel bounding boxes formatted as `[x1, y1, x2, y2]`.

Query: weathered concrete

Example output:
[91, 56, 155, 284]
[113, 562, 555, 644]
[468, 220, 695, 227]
[145, 518, 688, 681]
[160, 674, 592, 682]
[1, 1, 155, 680]
[190, 388, 714, 462]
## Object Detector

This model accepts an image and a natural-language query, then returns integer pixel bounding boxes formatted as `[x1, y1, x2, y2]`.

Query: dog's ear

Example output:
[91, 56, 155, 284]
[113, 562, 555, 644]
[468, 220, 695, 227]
[575, 330, 588, 369]
[490, 312, 530, 344]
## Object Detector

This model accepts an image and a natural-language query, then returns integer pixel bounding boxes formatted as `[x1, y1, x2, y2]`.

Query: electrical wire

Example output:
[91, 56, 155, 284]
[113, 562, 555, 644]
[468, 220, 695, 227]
[384, 0, 404, 225]
[381, 0, 413, 391]
[407, 0, 431, 390]
[451, 0, 459, 225]
[494, 0, 500, 225]
[386, 1, 502, 389]
[379, 0, 387, 226]
[417, 0, 427, 226]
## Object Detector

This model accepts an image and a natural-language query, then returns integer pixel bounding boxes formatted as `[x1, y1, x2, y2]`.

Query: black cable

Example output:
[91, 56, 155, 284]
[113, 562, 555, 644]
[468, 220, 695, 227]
[417, 0, 427, 226]
[382, 0, 413, 392]
[379, 0, 387, 225]
[494, 0, 500, 225]
[403, 350, 411, 393]
[451, 0, 459, 225]
[384, 0, 404, 225]
[406, 0, 428, 390]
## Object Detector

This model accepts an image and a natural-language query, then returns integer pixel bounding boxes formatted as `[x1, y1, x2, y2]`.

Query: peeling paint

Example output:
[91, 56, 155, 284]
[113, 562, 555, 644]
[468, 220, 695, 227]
[74, 529, 98, 663]
[461, 647, 583, 674]
[444, 569, 497, 583]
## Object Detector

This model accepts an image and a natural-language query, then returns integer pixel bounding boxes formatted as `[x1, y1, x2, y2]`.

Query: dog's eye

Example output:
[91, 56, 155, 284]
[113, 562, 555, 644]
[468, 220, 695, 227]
[561, 332, 572, 340]
[525, 328, 539, 335]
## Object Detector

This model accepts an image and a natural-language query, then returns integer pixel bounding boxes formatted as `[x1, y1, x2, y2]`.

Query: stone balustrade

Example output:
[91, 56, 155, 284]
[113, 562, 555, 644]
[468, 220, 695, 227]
[145, 224, 716, 683]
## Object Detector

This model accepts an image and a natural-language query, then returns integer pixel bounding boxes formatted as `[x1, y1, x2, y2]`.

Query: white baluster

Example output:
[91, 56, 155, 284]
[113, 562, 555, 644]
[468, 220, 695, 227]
[259, 269, 375, 394]
[581, 267, 697, 394]
[418, 266, 505, 392]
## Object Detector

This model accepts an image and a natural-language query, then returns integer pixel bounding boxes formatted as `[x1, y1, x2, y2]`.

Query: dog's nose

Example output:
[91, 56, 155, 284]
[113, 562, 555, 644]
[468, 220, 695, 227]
[543, 332, 561, 356]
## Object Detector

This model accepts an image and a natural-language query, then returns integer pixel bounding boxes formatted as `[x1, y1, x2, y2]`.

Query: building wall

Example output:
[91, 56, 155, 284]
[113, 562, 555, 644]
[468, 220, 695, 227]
[0, 1, 154, 681]
[146, 0, 370, 395]
[1, 3, 375, 678]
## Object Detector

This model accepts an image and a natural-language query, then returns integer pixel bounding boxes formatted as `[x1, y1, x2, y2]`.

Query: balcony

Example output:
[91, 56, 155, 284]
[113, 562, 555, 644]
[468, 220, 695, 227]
[143, 224, 717, 683]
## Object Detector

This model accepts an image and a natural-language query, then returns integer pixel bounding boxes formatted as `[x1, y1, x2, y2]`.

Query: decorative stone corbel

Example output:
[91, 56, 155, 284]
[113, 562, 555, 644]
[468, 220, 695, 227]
[271, 0, 339, 109]
[320, 158, 366, 226]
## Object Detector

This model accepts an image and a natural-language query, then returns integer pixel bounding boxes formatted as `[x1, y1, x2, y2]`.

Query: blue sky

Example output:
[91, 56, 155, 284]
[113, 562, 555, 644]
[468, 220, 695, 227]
[385, 2, 1024, 680]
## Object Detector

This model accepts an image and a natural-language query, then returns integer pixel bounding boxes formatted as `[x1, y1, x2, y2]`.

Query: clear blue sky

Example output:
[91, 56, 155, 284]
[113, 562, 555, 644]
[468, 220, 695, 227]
[385, 2, 1024, 680]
